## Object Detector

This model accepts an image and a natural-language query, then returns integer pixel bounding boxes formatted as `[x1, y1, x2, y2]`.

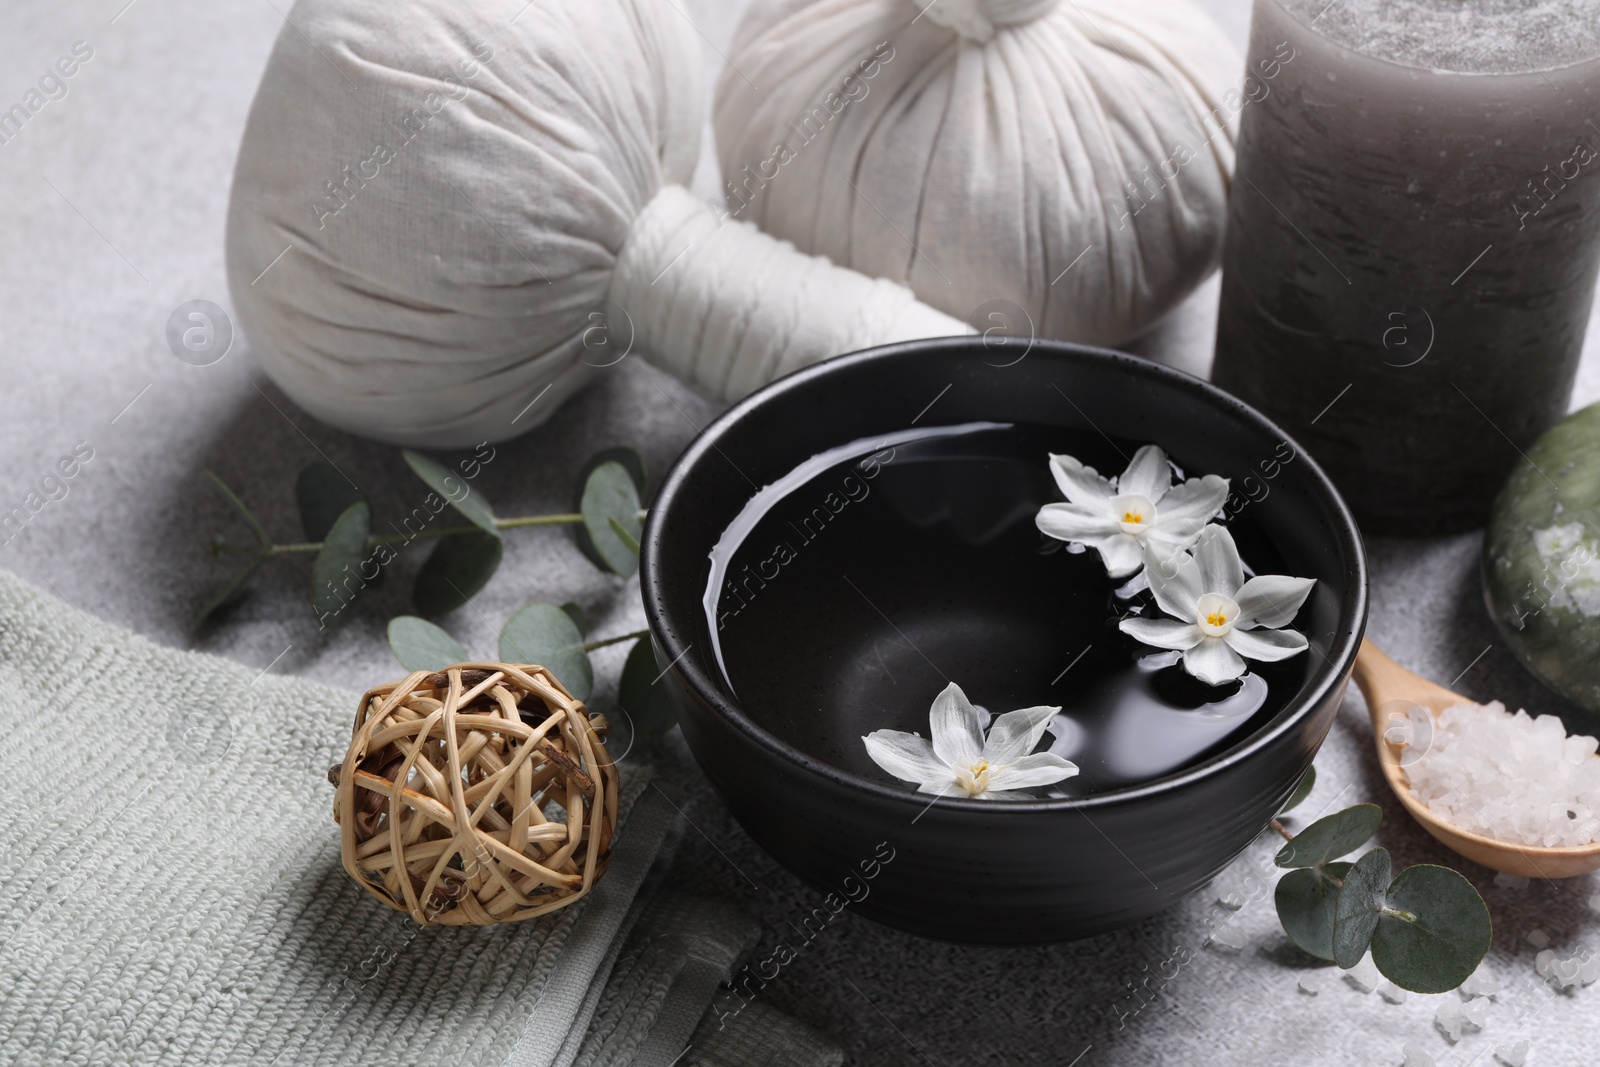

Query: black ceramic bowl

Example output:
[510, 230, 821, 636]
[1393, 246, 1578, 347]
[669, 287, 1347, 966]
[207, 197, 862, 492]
[640, 337, 1367, 944]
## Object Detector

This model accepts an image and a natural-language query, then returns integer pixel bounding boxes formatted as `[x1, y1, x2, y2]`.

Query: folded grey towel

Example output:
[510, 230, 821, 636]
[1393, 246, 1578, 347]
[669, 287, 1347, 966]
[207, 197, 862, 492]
[687, 1000, 845, 1067]
[571, 895, 761, 1067]
[0, 568, 666, 1067]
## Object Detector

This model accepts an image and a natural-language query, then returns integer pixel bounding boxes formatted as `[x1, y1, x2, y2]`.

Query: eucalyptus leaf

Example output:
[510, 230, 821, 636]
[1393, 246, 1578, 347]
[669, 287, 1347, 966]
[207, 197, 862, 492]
[296, 462, 366, 542]
[387, 615, 469, 671]
[1332, 847, 1392, 969]
[607, 515, 642, 555]
[575, 461, 643, 576]
[616, 636, 677, 746]
[1276, 803, 1383, 869]
[499, 601, 594, 701]
[309, 501, 371, 625]
[559, 601, 589, 635]
[402, 449, 499, 537]
[1370, 864, 1493, 994]
[194, 557, 263, 630]
[204, 471, 269, 547]
[414, 531, 503, 616]
[1281, 765, 1316, 814]
[579, 446, 647, 498]
[1275, 860, 1353, 961]
[573, 455, 645, 576]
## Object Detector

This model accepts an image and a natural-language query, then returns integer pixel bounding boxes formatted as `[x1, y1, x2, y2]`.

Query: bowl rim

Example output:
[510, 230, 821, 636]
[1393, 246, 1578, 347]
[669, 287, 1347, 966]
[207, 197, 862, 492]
[640, 336, 1370, 813]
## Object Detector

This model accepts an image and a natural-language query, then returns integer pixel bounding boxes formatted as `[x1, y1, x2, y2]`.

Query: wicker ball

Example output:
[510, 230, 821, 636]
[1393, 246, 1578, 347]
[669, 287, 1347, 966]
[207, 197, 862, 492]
[329, 663, 620, 926]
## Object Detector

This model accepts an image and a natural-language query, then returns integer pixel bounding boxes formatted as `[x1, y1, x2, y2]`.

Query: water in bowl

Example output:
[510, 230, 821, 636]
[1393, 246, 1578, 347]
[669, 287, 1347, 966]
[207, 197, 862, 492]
[702, 422, 1311, 797]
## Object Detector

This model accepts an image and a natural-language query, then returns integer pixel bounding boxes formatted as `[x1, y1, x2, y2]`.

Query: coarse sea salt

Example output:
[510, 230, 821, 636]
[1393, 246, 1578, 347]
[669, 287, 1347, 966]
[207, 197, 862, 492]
[1397, 699, 1600, 847]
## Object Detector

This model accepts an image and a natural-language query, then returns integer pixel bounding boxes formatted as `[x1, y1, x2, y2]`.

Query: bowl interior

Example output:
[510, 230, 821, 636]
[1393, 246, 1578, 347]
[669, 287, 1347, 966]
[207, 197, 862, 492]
[643, 338, 1367, 809]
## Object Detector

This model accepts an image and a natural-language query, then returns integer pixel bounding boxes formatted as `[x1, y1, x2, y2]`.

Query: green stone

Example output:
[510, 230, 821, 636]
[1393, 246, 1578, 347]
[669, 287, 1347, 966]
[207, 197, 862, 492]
[1483, 401, 1600, 713]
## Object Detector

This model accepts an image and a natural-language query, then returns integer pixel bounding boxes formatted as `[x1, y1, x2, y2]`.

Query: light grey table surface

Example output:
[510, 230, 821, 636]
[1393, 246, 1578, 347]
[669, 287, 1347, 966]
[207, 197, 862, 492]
[6, 0, 1600, 1064]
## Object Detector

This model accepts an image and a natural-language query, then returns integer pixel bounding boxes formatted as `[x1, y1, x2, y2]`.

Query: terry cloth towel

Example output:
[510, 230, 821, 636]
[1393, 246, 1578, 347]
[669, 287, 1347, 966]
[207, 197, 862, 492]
[0, 567, 672, 1067]
[687, 1000, 845, 1067]
[564, 895, 760, 1067]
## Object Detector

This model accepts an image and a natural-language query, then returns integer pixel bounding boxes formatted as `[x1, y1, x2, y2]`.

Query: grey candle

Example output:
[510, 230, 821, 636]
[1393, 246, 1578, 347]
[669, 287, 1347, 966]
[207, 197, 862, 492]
[1212, 0, 1600, 534]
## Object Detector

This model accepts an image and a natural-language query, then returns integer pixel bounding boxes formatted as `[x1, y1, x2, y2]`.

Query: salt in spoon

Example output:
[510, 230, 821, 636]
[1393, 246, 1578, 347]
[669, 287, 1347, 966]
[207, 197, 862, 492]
[1351, 638, 1600, 879]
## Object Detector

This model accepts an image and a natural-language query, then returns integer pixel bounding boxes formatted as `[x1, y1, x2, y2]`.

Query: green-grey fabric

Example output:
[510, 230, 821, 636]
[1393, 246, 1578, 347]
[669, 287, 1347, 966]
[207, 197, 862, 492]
[0, 568, 661, 1066]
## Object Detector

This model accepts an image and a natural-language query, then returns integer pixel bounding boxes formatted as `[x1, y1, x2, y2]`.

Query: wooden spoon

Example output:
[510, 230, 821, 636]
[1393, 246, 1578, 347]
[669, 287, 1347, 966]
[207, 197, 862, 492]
[1352, 638, 1600, 879]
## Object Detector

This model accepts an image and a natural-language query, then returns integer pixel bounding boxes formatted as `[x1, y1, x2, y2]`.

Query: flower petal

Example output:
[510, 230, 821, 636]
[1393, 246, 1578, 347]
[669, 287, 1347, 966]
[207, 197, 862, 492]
[1036, 503, 1121, 544]
[1225, 626, 1309, 662]
[1048, 453, 1113, 506]
[1094, 533, 1146, 578]
[981, 704, 1061, 764]
[1120, 616, 1205, 650]
[915, 775, 961, 796]
[863, 730, 947, 784]
[1150, 475, 1230, 530]
[986, 752, 1081, 792]
[1192, 524, 1244, 598]
[1117, 445, 1171, 501]
[1182, 637, 1247, 685]
[928, 681, 984, 768]
[1235, 575, 1317, 629]
[1143, 542, 1202, 618]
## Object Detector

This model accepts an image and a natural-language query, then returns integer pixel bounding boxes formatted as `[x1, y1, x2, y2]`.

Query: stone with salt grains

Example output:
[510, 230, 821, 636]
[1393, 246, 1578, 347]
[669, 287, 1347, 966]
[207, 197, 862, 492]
[1401, 699, 1600, 846]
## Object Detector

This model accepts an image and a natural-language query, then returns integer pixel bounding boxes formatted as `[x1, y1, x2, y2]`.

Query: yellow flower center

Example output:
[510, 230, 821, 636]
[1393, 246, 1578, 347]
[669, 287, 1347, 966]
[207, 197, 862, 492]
[1205, 610, 1228, 628]
[955, 760, 993, 796]
[1122, 510, 1144, 524]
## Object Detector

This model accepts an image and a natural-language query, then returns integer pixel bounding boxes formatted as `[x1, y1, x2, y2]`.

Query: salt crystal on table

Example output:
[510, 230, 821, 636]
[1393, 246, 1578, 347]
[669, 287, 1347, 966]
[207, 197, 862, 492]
[1495, 872, 1532, 891]
[1343, 953, 1382, 993]
[1526, 928, 1550, 948]
[1588, 892, 1600, 913]
[1403, 699, 1600, 847]
[1378, 981, 1407, 1004]
[1463, 996, 1491, 1029]
[1402, 1043, 1437, 1067]
[1494, 1040, 1530, 1067]
[1216, 891, 1245, 910]
[1298, 974, 1321, 995]
[1435, 1000, 1465, 1041]
[1535, 949, 1555, 978]
[1208, 923, 1244, 953]
[1582, 952, 1600, 985]
[1462, 961, 1501, 998]
[1552, 954, 1582, 988]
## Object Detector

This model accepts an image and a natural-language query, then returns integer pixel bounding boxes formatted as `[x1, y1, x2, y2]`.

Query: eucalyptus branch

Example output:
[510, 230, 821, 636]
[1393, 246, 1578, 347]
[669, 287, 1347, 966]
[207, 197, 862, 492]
[213, 509, 649, 558]
[582, 629, 649, 652]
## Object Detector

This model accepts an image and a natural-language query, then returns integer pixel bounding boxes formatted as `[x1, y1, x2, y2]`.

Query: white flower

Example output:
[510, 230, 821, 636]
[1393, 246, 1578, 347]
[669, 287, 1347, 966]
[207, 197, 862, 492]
[862, 682, 1079, 800]
[1035, 445, 1230, 578]
[1119, 524, 1316, 686]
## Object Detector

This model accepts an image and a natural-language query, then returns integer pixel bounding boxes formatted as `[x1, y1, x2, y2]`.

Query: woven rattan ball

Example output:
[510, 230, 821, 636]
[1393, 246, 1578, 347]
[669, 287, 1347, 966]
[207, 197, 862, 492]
[329, 662, 620, 926]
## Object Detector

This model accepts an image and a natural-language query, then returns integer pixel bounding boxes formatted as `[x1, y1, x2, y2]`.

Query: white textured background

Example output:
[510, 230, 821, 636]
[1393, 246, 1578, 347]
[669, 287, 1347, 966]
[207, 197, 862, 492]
[3, 0, 1600, 1063]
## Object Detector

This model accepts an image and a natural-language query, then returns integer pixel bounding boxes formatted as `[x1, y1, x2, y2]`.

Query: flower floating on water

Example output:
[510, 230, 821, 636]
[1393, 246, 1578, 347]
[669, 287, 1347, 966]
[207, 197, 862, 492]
[1035, 445, 1229, 578]
[1119, 524, 1316, 685]
[862, 682, 1079, 800]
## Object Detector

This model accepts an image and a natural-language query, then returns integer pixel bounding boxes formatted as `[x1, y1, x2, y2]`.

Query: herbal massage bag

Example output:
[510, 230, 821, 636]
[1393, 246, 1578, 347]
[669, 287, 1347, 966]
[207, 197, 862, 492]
[713, 0, 1243, 346]
[225, 0, 966, 448]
